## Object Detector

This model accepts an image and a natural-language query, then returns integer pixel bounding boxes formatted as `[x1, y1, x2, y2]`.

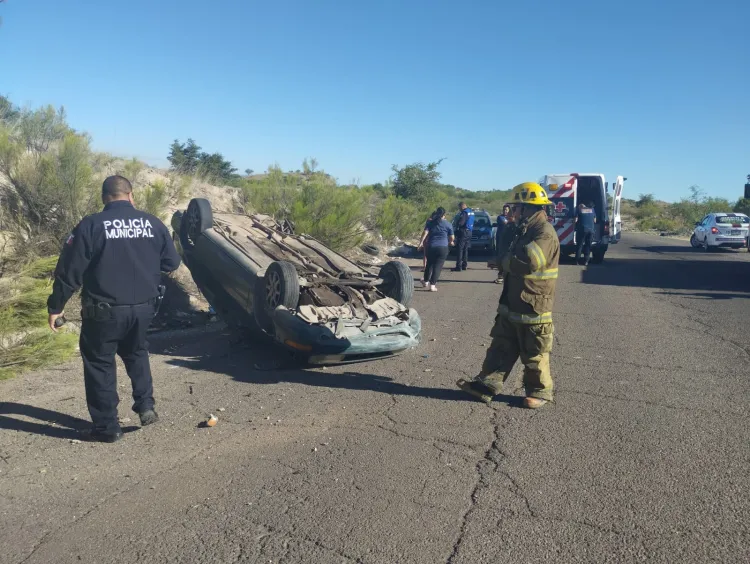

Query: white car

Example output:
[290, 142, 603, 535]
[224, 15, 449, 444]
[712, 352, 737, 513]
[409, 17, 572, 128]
[690, 213, 749, 251]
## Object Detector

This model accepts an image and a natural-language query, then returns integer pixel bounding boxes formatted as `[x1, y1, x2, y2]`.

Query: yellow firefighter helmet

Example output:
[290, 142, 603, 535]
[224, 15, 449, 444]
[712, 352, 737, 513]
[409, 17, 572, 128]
[511, 182, 552, 206]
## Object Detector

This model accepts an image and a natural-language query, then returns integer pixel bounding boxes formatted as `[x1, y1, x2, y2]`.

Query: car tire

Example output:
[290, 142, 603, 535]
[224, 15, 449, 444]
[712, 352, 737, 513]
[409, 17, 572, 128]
[181, 198, 213, 249]
[361, 244, 380, 256]
[703, 237, 712, 252]
[590, 246, 606, 264]
[254, 261, 300, 333]
[378, 260, 414, 307]
[689, 233, 699, 248]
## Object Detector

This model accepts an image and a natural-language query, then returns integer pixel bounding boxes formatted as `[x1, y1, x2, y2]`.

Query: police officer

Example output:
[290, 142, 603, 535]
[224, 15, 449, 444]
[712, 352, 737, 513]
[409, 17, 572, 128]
[574, 201, 597, 265]
[47, 175, 181, 442]
[458, 182, 559, 409]
[452, 201, 475, 271]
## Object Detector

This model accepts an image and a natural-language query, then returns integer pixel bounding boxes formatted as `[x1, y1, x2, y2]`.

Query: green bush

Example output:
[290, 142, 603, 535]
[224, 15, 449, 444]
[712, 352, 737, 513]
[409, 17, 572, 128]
[0, 100, 101, 262]
[637, 216, 684, 232]
[371, 195, 425, 242]
[134, 175, 190, 220]
[733, 198, 750, 215]
[291, 183, 368, 251]
[0, 261, 78, 379]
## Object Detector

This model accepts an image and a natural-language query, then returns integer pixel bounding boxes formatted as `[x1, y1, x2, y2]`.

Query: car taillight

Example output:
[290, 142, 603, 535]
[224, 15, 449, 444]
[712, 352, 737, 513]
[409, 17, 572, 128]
[603, 221, 610, 235]
[711, 227, 719, 234]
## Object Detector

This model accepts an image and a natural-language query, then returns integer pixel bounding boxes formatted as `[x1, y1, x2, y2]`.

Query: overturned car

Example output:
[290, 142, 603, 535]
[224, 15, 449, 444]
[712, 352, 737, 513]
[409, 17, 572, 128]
[171, 198, 421, 364]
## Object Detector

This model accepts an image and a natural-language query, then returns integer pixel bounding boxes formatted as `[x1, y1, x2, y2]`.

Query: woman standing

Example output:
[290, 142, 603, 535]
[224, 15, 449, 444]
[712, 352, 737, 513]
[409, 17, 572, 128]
[417, 207, 454, 292]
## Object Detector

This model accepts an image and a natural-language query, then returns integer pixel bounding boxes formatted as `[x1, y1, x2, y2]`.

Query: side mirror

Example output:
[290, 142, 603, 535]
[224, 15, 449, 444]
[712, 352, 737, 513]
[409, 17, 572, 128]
[694, 222, 700, 227]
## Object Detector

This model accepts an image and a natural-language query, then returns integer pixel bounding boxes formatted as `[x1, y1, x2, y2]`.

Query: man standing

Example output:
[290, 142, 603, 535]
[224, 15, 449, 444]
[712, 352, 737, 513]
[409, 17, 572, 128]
[458, 182, 559, 409]
[574, 201, 597, 265]
[47, 175, 181, 442]
[452, 202, 475, 271]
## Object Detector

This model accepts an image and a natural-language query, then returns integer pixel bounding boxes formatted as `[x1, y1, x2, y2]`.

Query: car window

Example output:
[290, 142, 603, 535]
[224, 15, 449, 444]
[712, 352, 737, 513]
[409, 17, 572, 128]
[474, 216, 491, 229]
[716, 214, 749, 225]
[702, 216, 711, 226]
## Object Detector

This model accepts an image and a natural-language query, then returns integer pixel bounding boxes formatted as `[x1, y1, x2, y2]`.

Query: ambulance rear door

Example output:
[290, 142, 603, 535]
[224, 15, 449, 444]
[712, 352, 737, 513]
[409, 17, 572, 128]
[610, 175, 625, 243]
[542, 174, 578, 248]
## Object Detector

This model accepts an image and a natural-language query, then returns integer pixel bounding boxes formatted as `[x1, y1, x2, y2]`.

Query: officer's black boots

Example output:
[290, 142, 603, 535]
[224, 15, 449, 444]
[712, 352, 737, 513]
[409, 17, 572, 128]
[139, 409, 159, 427]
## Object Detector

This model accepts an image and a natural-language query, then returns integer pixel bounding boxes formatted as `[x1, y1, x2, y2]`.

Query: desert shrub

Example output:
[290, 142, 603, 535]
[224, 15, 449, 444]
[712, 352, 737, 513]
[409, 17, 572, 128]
[0, 101, 101, 262]
[732, 198, 750, 216]
[0, 257, 78, 379]
[371, 194, 424, 242]
[637, 217, 683, 232]
[134, 176, 190, 219]
[291, 183, 368, 251]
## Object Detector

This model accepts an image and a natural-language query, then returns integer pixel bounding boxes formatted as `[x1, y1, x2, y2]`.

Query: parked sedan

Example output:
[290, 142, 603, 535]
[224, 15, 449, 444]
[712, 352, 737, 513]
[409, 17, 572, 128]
[171, 198, 421, 364]
[690, 213, 749, 251]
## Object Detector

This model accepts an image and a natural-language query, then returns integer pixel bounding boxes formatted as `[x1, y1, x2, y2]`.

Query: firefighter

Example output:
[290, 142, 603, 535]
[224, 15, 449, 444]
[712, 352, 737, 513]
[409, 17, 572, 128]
[458, 182, 559, 409]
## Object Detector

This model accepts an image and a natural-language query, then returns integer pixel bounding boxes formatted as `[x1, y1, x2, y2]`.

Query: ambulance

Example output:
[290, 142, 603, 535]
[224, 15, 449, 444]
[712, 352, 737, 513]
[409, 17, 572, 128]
[538, 173, 625, 264]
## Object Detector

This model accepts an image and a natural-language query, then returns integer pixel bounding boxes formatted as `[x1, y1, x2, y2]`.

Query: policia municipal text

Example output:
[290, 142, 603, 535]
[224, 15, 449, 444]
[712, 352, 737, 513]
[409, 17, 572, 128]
[47, 175, 181, 442]
[458, 182, 559, 409]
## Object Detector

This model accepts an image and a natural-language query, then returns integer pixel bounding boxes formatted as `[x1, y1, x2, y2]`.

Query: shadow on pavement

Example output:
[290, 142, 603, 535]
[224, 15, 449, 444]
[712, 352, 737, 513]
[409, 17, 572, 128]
[159, 335, 520, 407]
[0, 402, 90, 440]
[581, 255, 750, 295]
[632, 245, 746, 255]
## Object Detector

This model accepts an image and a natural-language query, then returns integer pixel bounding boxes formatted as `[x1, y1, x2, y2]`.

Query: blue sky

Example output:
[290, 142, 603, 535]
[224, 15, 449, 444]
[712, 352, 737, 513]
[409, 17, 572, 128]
[1, 0, 747, 202]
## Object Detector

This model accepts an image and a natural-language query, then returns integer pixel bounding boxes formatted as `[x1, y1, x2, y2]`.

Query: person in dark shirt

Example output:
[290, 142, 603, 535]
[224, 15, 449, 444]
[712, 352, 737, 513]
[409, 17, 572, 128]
[417, 207, 455, 292]
[452, 202, 475, 271]
[574, 201, 597, 265]
[47, 175, 181, 442]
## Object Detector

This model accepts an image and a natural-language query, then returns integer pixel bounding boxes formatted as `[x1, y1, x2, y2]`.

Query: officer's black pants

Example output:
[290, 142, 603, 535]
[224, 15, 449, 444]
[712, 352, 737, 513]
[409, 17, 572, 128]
[79, 304, 155, 432]
[455, 233, 470, 269]
[575, 231, 593, 264]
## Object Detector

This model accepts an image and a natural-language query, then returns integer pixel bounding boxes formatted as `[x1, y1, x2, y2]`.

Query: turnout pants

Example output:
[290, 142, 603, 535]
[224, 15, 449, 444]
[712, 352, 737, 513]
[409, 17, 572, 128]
[79, 303, 156, 432]
[424, 246, 449, 285]
[476, 313, 554, 401]
[455, 231, 471, 269]
[575, 230, 593, 264]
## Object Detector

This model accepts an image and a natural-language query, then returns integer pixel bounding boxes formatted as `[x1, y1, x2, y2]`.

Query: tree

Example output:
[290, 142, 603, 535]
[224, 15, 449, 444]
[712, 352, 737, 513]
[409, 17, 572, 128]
[391, 160, 444, 204]
[244, 168, 254, 176]
[0, 103, 101, 258]
[167, 138, 237, 181]
[167, 138, 201, 173]
[636, 193, 655, 207]
[733, 198, 750, 216]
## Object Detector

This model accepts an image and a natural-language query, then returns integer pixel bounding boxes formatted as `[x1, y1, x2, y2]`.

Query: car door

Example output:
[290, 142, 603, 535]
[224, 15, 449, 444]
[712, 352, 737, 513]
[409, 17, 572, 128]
[610, 176, 625, 243]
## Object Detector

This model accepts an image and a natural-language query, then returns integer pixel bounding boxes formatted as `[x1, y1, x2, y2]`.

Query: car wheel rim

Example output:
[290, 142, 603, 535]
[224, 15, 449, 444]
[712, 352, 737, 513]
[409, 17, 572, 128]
[266, 271, 281, 308]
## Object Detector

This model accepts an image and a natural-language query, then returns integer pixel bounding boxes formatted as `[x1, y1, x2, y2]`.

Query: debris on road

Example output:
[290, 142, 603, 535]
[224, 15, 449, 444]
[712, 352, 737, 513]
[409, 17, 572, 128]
[69, 439, 82, 445]
[201, 414, 218, 428]
[218, 407, 226, 412]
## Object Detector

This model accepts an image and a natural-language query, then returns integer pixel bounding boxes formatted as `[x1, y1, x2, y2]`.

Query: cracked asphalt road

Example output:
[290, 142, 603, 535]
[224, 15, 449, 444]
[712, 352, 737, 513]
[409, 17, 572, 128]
[1, 233, 748, 563]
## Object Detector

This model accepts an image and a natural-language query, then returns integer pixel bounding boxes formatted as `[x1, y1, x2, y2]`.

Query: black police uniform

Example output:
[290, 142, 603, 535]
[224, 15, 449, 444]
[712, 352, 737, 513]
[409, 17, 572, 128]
[454, 209, 474, 271]
[47, 200, 181, 434]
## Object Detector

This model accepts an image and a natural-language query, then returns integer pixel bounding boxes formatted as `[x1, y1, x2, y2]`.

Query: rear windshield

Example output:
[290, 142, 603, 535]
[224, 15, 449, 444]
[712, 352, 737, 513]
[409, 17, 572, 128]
[716, 215, 749, 224]
[474, 216, 491, 229]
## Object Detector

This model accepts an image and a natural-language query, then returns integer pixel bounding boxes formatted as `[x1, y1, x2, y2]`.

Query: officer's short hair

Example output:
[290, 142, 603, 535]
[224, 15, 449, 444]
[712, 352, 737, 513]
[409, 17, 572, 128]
[102, 175, 133, 199]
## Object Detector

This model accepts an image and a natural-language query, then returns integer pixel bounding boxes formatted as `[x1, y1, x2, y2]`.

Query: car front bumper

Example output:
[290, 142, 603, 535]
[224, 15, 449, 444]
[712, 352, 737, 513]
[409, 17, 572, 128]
[271, 308, 422, 364]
